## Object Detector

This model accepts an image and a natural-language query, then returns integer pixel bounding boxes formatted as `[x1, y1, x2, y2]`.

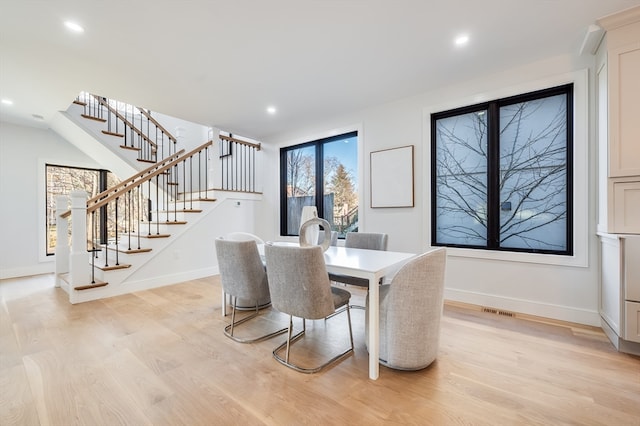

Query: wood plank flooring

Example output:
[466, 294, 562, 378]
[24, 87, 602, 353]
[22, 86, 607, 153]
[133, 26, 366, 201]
[1, 274, 639, 425]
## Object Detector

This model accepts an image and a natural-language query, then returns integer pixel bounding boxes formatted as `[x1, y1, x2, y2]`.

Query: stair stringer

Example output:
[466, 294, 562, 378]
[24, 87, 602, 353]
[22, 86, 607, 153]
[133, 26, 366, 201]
[50, 110, 141, 181]
[51, 108, 175, 221]
[66, 191, 263, 303]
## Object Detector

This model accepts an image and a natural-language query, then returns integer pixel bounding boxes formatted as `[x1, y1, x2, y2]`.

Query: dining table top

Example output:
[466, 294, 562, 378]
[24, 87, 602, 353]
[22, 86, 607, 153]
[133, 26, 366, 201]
[258, 241, 417, 277]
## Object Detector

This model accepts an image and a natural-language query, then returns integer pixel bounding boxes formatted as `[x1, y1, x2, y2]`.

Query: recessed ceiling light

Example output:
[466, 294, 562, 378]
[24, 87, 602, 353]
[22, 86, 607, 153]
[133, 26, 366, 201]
[454, 34, 469, 46]
[266, 106, 277, 115]
[1, 99, 13, 105]
[64, 21, 85, 33]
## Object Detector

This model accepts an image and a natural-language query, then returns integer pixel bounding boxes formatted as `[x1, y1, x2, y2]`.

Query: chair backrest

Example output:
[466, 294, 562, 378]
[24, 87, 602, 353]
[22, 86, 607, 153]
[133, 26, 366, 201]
[318, 230, 338, 247]
[215, 238, 270, 301]
[384, 248, 446, 366]
[224, 232, 265, 244]
[264, 244, 335, 320]
[345, 232, 388, 251]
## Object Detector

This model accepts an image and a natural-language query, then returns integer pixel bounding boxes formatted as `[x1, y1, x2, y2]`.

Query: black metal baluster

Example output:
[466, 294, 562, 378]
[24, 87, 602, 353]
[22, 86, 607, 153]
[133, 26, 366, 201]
[174, 164, 178, 222]
[104, 203, 109, 268]
[198, 151, 202, 199]
[127, 190, 132, 251]
[114, 197, 119, 266]
[205, 146, 209, 198]
[147, 180, 152, 236]
[155, 175, 160, 235]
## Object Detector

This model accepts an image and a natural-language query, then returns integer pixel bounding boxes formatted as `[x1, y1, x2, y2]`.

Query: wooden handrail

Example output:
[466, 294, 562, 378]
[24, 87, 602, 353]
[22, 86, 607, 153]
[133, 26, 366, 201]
[220, 134, 261, 151]
[59, 141, 212, 218]
[91, 95, 158, 149]
[87, 140, 212, 214]
[138, 108, 177, 144]
[88, 150, 185, 205]
[59, 150, 185, 219]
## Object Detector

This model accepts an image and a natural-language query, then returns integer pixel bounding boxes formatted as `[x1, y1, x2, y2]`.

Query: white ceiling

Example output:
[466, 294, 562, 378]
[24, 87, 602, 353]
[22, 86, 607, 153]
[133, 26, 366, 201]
[1, 0, 639, 141]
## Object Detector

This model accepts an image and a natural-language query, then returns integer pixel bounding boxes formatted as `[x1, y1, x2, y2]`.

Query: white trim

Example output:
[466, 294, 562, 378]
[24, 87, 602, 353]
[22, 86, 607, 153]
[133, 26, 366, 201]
[67, 266, 219, 304]
[0, 262, 54, 280]
[444, 287, 601, 326]
[422, 69, 590, 267]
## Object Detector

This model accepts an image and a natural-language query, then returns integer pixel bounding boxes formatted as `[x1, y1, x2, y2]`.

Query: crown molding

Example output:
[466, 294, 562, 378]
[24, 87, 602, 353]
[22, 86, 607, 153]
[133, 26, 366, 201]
[597, 5, 640, 31]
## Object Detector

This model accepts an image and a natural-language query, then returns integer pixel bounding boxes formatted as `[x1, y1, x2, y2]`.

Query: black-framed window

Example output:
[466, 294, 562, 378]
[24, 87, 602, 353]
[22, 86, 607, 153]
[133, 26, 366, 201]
[280, 131, 358, 238]
[45, 164, 113, 255]
[431, 84, 573, 255]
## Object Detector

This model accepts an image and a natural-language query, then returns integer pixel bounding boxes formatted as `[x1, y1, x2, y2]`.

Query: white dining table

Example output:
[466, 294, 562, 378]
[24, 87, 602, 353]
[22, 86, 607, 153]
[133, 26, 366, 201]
[255, 242, 416, 380]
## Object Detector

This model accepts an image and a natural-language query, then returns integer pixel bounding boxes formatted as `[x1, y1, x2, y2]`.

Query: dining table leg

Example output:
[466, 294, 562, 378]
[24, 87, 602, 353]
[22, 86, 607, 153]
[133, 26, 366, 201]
[221, 289, 227, 316]
[368, 272, 381, 380]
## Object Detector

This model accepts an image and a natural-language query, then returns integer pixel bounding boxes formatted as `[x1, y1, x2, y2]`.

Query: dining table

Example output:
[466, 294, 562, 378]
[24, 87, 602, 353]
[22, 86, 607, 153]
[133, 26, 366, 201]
[255, 242, 417, 380]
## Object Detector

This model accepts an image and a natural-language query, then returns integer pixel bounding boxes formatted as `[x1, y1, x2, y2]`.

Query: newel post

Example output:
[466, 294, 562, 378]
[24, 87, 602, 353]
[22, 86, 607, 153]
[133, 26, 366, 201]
[54, 195, 69, 288]
[69, 190, 90, 303]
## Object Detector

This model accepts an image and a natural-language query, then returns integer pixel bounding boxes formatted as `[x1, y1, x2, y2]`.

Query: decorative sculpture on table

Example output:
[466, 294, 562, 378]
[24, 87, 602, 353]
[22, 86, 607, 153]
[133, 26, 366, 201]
[299, 206, 332, 252]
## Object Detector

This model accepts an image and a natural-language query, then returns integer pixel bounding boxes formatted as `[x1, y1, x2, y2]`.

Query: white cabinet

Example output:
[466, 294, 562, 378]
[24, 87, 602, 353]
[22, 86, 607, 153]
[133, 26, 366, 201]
[625, 301, 640, 342]
[599, 234, 640, 352]
[608, 41, 640, 178]
[597, 8, 640, 234]
[613, 180, 640, 233]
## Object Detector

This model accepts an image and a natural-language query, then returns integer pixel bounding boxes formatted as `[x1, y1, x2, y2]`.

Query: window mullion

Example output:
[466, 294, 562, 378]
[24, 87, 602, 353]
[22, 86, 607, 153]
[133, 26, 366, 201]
[486, 102, 500, 249]
[316, 142, 324, 218]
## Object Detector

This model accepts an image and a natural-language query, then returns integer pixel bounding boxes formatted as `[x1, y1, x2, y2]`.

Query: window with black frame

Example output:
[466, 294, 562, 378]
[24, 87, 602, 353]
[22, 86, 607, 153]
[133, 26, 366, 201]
[431, 84, 573, 255]
[45, 164, 116, 255]
[280, 131, 358, 239]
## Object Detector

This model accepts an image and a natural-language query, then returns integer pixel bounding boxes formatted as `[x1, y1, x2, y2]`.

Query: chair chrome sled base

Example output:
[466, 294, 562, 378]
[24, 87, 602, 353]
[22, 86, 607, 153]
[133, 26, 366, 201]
[224, 298, 287, 343]
[273, 310, 354, 374]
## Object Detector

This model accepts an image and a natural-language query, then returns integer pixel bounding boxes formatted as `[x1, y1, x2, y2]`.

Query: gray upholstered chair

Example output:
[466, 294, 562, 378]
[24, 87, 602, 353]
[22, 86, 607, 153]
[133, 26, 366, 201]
[215, 237, 286, 343]
[365, 248, 446, 370]
[318, 230, 338, 247]
[265, 244, 354, 373]
[221, 232, 270, 310]
[328, 232, 388, 288]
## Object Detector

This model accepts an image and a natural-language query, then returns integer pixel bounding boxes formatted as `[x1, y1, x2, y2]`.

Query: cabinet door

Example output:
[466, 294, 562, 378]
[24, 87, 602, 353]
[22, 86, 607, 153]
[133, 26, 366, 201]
[609, 42, 640, 177]
[613, 181, 640, 233]
[624, 301, 640, 343]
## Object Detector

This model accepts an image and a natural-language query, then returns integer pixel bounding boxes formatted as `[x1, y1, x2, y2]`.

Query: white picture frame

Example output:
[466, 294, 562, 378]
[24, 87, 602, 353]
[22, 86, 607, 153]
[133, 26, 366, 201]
[370, 145, 414, 208]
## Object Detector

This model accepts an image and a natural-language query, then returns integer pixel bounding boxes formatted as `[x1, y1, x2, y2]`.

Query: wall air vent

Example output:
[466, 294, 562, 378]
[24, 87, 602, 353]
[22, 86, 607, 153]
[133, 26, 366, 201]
[482, 306, 515, 318]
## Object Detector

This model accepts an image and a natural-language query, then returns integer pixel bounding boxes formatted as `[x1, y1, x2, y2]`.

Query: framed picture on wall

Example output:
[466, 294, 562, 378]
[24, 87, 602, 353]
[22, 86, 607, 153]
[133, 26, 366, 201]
[370, 145, 414, 208]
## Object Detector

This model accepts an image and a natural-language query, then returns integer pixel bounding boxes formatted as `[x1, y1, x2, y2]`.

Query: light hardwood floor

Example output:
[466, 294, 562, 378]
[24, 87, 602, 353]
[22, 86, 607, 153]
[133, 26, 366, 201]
[1, 274, 639, 426]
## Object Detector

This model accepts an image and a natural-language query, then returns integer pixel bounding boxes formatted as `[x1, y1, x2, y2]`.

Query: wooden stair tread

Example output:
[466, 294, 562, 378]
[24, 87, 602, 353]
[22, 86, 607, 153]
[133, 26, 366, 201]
[75, 281, 109, 291]
[105, 246, 152, 254]
[96, 264, 131, 271]
[120, 145, 141, 152]
[139, 233, 171, 239]
[151, 221, 187, 225]
[137, 158, 156, 163]
[181, 209, 203, 213]
[81, 114, 106, 122]
[103, 130, 124, 138]
[73, 100, 87, 106]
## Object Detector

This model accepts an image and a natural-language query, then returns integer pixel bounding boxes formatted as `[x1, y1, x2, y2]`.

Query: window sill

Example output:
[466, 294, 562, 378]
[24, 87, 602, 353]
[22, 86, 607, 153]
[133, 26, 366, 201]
[442, 246, 588, 268]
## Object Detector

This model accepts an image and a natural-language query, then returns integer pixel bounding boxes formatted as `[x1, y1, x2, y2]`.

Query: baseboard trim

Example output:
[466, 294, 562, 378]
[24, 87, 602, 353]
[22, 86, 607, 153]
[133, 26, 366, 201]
[0, 263, 55, 280]
[444, 288, 600, 327]
[68, 266, 220, 304]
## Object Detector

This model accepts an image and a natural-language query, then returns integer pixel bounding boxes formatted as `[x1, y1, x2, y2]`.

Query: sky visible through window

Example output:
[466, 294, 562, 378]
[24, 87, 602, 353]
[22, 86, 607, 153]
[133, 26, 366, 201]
[324, 135, 358, 190]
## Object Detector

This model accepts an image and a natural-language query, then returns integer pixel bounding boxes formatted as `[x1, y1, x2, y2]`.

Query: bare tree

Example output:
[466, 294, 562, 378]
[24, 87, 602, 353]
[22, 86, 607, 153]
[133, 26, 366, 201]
[287, 149, 315, 197]
[435, 95, 568, 251]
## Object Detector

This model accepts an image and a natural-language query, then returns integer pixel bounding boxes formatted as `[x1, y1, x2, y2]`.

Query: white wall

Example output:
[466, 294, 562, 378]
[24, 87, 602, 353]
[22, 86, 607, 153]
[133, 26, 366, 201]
[0, 122, 102, 278]
[260, 53, 602, 325]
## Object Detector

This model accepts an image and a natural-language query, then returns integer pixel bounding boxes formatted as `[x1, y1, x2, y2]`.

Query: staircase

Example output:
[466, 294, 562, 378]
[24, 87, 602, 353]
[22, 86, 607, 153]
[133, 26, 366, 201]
[51, 93, 263, 304]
